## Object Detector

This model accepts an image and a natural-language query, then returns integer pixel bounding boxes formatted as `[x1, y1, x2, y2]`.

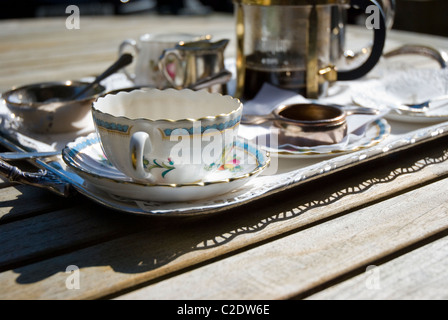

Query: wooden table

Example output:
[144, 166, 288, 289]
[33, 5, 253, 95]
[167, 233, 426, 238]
[1, 13, 448, 301]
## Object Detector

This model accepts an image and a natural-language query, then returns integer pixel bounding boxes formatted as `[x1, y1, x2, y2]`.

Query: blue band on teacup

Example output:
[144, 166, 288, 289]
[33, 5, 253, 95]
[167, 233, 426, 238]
[93, 117, 131, 135]
[162, 116, 241, 137]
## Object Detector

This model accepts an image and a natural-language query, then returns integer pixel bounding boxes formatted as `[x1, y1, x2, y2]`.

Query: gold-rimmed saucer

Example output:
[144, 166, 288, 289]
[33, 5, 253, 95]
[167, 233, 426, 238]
[62, 133, 270, 202]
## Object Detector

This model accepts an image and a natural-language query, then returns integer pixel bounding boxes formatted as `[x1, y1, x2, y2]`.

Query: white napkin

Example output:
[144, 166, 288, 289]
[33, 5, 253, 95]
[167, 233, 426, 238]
[350, 68, 448, 116]
[239, 83, 388, 152]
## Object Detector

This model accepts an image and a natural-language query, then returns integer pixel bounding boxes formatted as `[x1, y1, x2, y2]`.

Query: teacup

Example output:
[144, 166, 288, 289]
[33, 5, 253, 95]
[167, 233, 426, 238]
[118, 33, 211, 88]
[92, 88, 243, 184]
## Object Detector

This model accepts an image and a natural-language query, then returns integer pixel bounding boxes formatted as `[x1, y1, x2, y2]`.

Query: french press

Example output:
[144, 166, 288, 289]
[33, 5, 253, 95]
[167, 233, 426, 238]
[234, 0, 386, 100]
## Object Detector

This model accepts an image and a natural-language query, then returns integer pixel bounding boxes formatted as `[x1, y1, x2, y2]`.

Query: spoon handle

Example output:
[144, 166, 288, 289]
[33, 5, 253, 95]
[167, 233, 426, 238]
[0, 158, 70, 197]
[0, 151, 61, 161]
[189, 70, 232, 90]
[93, 53, 133, 84]
[343, 106, 380, 116]
[401, 94, 448, 113]
[71, 53, 133, 100]
[431, 94, 448, 104]
[241, 114, 275, 125]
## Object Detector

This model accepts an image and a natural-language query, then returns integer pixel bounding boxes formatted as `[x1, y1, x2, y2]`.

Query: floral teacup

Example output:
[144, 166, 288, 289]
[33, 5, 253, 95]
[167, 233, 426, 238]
[92, 88, 243, 184]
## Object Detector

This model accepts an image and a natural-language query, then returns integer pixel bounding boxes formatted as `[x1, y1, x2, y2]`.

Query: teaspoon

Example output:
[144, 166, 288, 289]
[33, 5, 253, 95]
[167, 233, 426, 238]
[70, 53, 133, 100]
[400, 94, 448, 112]
[0, 151, 61, 161]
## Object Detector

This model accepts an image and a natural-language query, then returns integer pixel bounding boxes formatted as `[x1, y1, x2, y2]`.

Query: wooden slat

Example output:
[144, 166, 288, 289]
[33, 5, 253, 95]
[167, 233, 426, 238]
[0, 184, 70, 222]
[0, 176, 13, 189]
[305, 235, 448, 300]
[0, 15, 236, 91]
[114, 176, 448, 300]
[0, 199, 142, 271]
[0, 138, 447, 300]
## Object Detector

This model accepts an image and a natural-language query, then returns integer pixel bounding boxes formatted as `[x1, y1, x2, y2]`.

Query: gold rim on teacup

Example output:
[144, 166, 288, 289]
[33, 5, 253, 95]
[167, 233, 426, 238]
[93, 88, 242, 123]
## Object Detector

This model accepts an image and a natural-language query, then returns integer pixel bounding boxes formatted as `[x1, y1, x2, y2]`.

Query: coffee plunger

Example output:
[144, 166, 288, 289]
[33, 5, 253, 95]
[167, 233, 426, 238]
[234, 0, 387, 100]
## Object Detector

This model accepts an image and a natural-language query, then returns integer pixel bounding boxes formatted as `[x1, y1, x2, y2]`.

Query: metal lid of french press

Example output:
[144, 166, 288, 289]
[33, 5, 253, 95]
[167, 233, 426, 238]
[234, 0, 349, 5]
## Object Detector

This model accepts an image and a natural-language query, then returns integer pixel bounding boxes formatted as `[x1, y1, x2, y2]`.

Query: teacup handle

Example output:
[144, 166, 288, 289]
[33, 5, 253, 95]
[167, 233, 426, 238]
[337, 0, 386, 81]
[158, 48, 185, 89]
[119, 38, 138, 81]
[130, 131, 155, 182]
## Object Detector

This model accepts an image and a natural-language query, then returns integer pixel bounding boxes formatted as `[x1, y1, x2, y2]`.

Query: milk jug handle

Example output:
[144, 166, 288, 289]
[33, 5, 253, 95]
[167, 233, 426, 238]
[118, 39, 139, 81]
[159, 48, 184, 89]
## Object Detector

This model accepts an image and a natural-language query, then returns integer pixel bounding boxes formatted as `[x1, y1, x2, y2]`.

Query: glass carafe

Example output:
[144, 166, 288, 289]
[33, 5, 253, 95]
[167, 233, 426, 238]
[234, 0, 387, 100]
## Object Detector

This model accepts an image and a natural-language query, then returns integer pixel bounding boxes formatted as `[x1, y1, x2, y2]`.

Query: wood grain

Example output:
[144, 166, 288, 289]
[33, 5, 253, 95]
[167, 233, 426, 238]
[0, 176, 13, 189]
[0, 14, 236, 91]
[115, 176, 448, 300]
[0, 185, 70, 222]
[0, 199, 141, 271]
[0, 139, 447, 299]
[306, 235, 448, 300]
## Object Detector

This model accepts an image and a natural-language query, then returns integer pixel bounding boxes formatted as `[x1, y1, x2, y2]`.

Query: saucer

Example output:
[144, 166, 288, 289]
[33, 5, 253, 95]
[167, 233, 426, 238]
[62, 133, 270, 202]
[241, 118, 390, 159]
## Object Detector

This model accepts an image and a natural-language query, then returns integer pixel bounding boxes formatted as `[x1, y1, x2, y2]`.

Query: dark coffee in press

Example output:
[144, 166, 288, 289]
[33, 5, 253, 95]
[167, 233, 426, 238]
[243, 52, 307, 100]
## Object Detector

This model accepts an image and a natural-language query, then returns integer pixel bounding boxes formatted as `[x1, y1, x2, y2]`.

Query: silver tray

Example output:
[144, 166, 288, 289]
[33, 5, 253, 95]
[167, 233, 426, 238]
[1, 109, 448, 216]
[3, 47, 448, 216]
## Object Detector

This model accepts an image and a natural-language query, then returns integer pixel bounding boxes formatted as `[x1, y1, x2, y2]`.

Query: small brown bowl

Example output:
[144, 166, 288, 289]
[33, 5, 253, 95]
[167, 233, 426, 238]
[2, 80, 106, 134]
[272, 103, 348, 147]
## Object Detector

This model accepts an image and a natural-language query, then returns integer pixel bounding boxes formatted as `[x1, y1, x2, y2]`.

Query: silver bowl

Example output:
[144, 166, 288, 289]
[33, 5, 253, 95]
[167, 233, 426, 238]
[2, 80, 106, 134]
